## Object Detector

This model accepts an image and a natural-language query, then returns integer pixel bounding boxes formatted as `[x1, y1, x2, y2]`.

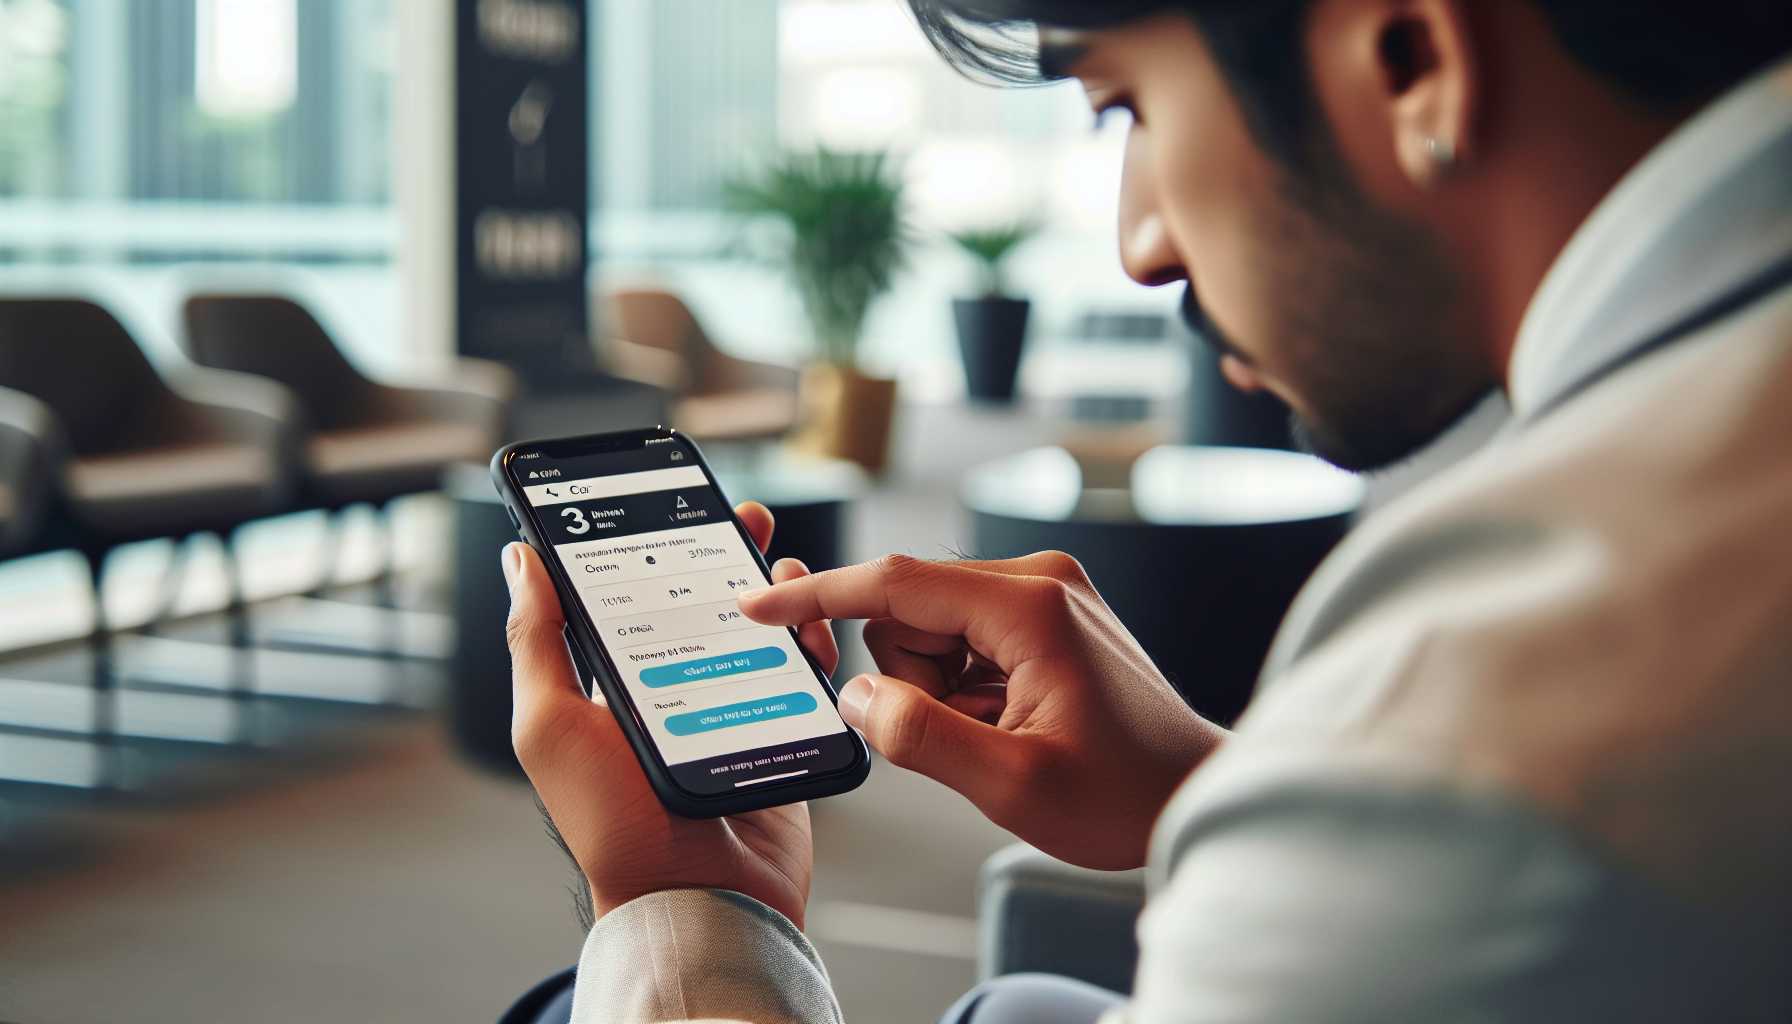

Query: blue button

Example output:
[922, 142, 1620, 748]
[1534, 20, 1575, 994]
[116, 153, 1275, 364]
[664, 691, 819, 736]
[640, 645, 789, 688]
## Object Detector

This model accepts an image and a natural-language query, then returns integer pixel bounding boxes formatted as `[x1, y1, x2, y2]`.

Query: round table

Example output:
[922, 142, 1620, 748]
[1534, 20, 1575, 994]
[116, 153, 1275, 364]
[964, 445, 1364, 724]
[445, 448, 865, 775]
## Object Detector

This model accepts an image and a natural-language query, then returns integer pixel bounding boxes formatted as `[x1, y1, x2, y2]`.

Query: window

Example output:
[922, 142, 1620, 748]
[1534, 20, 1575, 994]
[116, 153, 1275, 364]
[0, 0, 71, 201]
[1, 0, 397, 365]
[594, 0, 1143, 376]
[2, 0, 394, 253]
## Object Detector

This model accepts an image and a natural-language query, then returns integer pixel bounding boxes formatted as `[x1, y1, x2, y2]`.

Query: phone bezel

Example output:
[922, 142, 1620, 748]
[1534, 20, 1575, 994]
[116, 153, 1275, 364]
[491, 425, 870, 818]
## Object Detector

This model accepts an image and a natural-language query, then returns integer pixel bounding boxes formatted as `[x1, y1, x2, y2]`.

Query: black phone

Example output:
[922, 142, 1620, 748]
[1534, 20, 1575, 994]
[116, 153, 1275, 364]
[491, 426, 870, 817]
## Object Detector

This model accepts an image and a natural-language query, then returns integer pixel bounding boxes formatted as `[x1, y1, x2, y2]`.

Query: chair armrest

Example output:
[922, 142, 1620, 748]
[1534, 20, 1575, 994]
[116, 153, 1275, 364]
[0, 386, 63, 550]
[361, 381, 507, 446]
[0, 386, 66, 463]
[604, 335, 692, 393]
[377, 356, 519, 406]
[162, 366, 304, 499]
[357, 357, 514, 438]
[978, 843, 1146, 995]
[701, 349, 800, 396]
[448, 356, 519, 406]
[165, 365, 305, 434]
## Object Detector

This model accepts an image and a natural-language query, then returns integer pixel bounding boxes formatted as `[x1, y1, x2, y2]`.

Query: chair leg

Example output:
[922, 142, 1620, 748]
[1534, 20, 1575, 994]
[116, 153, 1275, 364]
[221, 528, 256, 699]
[83, 546, 119, 786]
[372, 501, 405, 659]
[372, 501, 398, 609]
[140, 535, 193, 637]
[309, 509, 341, 598]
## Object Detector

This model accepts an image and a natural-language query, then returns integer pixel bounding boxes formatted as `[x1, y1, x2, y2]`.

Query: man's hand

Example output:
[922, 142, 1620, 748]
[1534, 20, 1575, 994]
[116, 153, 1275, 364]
[503, 502, 837, 926]
[740, 551, 1224, 869]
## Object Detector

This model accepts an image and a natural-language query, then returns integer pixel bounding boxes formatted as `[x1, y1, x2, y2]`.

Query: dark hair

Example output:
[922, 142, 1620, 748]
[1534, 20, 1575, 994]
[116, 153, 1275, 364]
[909, 0, 1317, 164]
[909, 0, 1792, 163]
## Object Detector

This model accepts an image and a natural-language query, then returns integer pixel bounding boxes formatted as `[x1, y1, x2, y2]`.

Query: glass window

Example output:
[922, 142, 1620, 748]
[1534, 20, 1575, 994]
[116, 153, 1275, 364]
[2, 0, 394, 235]
[0, 0, 72, 201]
[593, 0, 1145, 378]
[1, 0, 397, 365]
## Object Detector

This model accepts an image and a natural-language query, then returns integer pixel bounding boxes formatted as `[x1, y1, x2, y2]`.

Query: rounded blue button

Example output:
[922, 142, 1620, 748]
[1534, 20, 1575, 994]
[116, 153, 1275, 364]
[664, 691, 819, 736]
[640, 645, 788, 688]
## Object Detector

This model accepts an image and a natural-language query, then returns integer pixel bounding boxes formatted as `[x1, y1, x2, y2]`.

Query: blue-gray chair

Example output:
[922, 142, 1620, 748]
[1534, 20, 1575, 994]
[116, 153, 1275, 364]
[978, 844, 1145, 996]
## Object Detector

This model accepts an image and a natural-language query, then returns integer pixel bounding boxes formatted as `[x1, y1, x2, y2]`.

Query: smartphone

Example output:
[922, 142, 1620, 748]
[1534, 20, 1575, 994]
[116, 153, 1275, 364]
[491, 426, 870, 817]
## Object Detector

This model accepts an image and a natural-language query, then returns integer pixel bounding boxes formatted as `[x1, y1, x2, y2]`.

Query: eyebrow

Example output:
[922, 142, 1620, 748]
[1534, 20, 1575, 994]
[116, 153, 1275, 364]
[1035, 40, 1090, 80]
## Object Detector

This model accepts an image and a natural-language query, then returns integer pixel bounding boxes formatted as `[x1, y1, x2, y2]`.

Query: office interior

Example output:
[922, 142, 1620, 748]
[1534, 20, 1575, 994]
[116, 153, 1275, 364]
[0, 2, 1509, 1021]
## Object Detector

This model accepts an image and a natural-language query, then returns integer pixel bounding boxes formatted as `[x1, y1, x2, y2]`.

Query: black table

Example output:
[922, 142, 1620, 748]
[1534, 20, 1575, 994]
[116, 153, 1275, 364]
[446, 448, 865, 775]
[964, 445, 1363, 724]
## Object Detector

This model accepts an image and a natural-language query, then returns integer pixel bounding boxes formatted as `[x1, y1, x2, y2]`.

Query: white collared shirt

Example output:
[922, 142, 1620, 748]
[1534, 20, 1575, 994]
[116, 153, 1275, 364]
[1510, 57, 1792, 418]
[1130, 53, 1792, 1023]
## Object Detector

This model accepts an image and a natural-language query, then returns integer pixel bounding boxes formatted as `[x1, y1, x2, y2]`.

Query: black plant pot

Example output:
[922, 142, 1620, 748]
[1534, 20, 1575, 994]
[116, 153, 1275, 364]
[953, 296, 1031, 403]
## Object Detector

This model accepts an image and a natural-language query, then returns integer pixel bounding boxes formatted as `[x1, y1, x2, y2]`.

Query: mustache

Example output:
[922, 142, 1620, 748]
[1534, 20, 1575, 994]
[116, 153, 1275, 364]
[1179, 285, 1251, 367]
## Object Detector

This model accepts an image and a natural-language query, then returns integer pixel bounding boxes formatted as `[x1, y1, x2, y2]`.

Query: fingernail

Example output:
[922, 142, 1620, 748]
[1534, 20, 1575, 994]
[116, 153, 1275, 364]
[501, 544, 522, 592]
[837, 675, 873, 729]
[737, 587, 769, 602]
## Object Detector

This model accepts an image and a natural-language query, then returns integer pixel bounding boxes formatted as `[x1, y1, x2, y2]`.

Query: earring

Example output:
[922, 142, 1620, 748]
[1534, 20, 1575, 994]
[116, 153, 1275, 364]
[1424, 135, 1457, 171]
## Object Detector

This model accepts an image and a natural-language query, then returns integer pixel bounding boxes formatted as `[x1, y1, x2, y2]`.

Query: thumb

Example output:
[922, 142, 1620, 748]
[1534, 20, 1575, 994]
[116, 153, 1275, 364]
[501, 543, 584, 754]
[837, 673, 1020, 810]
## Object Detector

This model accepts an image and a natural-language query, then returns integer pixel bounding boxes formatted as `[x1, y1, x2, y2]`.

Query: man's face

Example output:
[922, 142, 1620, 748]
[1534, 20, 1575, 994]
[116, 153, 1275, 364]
[1048, 14, 1494, 471]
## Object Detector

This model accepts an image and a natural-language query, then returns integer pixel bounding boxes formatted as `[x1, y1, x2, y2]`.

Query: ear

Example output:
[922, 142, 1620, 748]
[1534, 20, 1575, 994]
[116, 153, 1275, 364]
[1376, 0, 1480, 187]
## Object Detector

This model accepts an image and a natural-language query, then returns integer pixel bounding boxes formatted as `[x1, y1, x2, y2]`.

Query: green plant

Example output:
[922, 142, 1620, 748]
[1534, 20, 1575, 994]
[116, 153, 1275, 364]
[950, 220, 1040, 298]
[725, 147, 908, 368]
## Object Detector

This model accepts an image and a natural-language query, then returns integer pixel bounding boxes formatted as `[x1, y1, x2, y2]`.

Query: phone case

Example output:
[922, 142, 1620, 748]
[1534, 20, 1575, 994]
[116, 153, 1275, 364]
[490, 427, 870, 818]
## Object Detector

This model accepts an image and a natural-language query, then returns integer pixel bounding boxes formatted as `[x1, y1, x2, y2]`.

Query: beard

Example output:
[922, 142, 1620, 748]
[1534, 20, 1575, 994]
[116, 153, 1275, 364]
[1181, 178, 1495, 474]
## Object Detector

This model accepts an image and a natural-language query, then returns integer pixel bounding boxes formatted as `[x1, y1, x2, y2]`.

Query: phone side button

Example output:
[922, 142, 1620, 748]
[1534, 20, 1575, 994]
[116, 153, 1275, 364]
[504, 505, 521, 528]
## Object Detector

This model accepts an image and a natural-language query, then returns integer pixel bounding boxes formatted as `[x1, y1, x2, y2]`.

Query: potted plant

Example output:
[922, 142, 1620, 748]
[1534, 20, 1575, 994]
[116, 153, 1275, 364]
[949, 220, 1039, 403]
[725, 148, 908, 472]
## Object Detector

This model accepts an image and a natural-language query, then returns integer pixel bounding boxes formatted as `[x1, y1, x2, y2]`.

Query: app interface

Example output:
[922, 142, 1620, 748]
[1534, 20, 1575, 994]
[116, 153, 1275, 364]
[516, 441, 856, 795]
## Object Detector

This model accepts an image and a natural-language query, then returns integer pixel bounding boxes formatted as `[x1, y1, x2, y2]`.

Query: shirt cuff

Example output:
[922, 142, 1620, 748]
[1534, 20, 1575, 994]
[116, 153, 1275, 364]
[570, 888, 843, 1024]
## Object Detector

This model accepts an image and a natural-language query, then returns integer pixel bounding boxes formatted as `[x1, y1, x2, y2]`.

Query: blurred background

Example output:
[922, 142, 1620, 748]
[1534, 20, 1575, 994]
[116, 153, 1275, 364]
[0, 1, 1502, 1021]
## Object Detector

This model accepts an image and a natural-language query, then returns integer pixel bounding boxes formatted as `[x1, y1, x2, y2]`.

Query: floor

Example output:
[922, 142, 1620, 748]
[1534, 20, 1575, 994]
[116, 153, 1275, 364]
[0, 720, 1015, 1024]
[0, 398, 1131, 1024]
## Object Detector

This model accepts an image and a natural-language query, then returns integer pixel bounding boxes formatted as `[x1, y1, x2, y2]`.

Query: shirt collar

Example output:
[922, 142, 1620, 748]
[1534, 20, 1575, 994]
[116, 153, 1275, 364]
[1508, 54, 1792, 419]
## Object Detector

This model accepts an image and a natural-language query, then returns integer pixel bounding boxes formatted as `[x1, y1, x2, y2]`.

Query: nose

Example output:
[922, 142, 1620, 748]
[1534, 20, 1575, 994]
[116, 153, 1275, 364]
[1116, 128, 1184, 287]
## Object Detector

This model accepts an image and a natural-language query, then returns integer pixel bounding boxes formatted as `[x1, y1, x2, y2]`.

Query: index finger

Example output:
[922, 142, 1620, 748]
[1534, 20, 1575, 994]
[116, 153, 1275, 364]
[738, 554, 1050, 664]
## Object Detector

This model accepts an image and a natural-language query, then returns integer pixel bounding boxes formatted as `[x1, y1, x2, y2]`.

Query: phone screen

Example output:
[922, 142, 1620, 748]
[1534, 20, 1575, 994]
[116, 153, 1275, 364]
[510, 435, 859, 796]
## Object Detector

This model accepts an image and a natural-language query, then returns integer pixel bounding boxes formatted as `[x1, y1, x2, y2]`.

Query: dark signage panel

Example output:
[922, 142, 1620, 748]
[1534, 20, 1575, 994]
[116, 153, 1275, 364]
[454, 0, 591, 385]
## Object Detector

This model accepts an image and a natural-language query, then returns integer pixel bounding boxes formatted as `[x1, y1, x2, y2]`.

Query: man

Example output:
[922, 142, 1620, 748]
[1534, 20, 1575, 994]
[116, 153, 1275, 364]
[500, 0, 1792, 1019]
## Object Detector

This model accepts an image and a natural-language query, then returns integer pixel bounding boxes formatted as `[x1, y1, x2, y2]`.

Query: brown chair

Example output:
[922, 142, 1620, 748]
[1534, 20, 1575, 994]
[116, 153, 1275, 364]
[0, 299, 300, 556]
[604, 288, 799, 442]
[182, 294, 514, 513]
[0, 298, 301, 758]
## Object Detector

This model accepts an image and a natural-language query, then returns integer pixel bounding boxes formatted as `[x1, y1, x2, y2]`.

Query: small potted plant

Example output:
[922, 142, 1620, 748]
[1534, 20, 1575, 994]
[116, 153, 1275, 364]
[949, 220, 1039, 403]
[726, 148, 908, 472]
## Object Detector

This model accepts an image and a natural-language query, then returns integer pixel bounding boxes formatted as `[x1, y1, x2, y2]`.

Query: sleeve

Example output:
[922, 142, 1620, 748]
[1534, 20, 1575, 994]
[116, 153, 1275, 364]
[569, 888, 843, 1024]
[1114, 757, 1724, 1024]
